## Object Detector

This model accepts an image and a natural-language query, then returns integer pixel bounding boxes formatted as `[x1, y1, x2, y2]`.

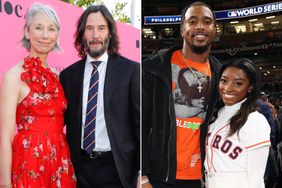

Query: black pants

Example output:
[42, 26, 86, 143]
[150, 179, 201, 188]
[76, 152, 123, 188]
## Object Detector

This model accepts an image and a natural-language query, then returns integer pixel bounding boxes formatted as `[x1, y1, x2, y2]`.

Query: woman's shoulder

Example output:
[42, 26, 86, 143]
[240, 111, 271, 148]
[3, 62, 24, 81]
[244, 111, 270, 130]
[248, 111, 268, 121]
[1, 62, 25, 91]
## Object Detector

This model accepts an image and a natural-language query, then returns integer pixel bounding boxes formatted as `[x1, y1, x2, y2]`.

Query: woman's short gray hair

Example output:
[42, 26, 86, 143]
[21, 3, 61, 51]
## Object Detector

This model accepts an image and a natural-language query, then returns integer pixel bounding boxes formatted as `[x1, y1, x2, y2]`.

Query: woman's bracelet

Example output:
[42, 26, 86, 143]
[141, 178, 149, 185]
[0, 183, 12, 188]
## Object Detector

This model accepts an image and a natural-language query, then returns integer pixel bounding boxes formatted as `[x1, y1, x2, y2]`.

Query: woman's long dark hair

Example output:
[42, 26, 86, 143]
[211, 58, 260, 136]
[74, 5, 120, 58]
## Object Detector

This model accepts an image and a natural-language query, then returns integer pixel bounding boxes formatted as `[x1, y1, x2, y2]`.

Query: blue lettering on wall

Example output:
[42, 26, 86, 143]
[144, 15, 181, 25]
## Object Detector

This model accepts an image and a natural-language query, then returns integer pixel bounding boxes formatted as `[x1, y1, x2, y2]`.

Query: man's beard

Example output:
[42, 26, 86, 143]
[189, 44, 210, 54]
[84, 38, 110, 58]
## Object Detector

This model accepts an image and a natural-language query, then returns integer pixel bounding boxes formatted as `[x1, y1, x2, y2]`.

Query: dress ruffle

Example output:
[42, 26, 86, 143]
[21, 56, 59, 95]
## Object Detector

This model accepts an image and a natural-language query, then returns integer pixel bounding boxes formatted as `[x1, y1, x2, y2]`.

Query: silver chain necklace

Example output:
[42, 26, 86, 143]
[181, 53, 209, 93]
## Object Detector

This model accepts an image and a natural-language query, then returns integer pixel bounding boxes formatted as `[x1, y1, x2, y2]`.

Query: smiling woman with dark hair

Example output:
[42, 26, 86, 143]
[205, 58, 270, 188]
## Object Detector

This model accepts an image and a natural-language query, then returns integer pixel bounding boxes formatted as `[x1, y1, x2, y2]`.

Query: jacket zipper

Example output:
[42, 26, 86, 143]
[165, 94, 173, 182]
[148, 128, 152, 145]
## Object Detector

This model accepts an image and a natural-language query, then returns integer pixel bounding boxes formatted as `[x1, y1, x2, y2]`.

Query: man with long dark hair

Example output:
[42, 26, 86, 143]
[60, 5, 140, 188]
[142, 2, 221, 188]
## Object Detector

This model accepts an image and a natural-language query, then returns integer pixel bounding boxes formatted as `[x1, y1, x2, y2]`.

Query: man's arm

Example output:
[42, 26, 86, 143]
[129, 62, 141, 188]
[59, 70, 70, 126]
[130, 63, 140, 148]
[142, 67, 155, 187]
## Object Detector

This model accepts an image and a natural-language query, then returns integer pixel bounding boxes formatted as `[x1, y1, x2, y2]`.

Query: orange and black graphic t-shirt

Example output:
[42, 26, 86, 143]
[171, 50, 211, 180]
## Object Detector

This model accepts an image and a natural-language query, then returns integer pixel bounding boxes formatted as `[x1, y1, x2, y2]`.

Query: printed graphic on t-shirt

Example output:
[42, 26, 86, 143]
[171, 50, 211, 180]
[172, 63, 210, 120]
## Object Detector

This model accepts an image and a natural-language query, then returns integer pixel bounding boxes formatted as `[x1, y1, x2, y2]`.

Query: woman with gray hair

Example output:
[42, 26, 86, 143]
[0, 3, 76, 188]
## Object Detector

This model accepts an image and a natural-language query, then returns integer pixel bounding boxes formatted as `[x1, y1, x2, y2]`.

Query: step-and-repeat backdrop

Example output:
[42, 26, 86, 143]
[0, 0, 140, 81]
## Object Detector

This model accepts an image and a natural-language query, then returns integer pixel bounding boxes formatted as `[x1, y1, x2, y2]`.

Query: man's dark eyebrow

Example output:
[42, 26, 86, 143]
[187, 15, 213, 20]
[204, 16, 214, 21]
[186, 15, 197, 20]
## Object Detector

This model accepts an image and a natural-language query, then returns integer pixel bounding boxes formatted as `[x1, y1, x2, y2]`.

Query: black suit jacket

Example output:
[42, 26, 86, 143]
[60, 55, 140, 188]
